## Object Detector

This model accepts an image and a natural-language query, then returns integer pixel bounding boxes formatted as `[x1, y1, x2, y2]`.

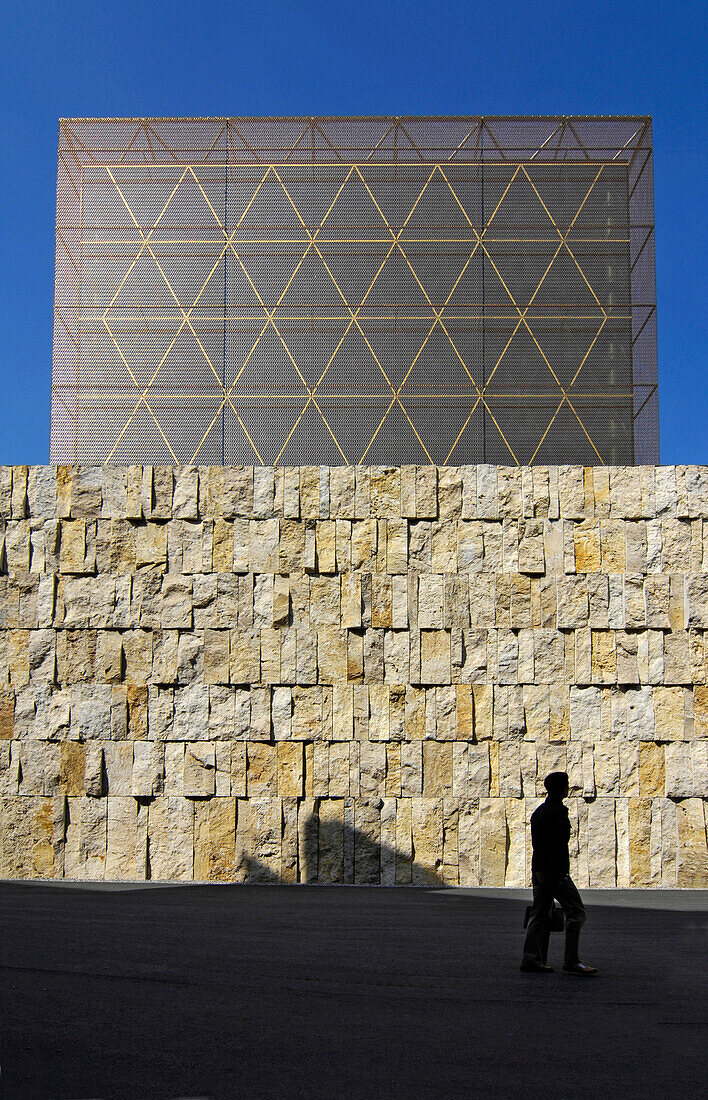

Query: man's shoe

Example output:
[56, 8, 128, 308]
[563, 962, 599, 976]
[520, 961, 554, 973]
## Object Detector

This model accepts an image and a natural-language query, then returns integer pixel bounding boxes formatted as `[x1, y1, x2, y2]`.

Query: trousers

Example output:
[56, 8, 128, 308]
[521, 871, 586, 968]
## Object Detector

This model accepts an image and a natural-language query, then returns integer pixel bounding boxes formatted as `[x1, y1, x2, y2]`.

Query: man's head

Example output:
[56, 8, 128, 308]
[544, 771, 570, 800]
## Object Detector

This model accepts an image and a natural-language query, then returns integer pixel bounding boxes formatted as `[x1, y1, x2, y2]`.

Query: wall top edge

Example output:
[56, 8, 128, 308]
[8, 464, 697, 474]
[58, 114, 653, 125]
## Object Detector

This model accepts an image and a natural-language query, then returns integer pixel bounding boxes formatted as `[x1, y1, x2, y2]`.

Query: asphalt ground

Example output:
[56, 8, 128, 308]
[0, 883, 706, 1100]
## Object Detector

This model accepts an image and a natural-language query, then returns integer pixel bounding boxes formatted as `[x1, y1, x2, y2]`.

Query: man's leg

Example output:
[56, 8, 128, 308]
[521, 872, 554, 966]
[554, 875, 586, 969]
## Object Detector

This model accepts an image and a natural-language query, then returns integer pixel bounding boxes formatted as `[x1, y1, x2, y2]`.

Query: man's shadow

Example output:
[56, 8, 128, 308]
[243, 809, 445, 886]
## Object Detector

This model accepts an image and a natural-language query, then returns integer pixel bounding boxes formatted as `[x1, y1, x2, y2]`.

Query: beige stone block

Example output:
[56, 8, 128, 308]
[327, 740, 348, 797]
[586, 797, 616, 886]
[654, 686, 687, 741]
[172, 467, 199, 521]
[591, 631, 616, 684]
[431, 522, 456, 574]
[229, 630, 259, 684]
[639, 742, 665, 797]
[478, 798, 506, 886]
[146, 797, 194, 881]
[183, 742, 215, 798]
[399, 739, 421, 796]
[593, 741, 620, 795]
[662, 632, 691, 686]
[340, 573, 361, 630]
[556, 576, 588, 628]
[210, 520, 232, 573]
[433, 684, 456, 741]
[235, 797, 279, 882]
[569, 686, 602, 740]
[304, 574, 336, 626]
[163, 743, 185, 795]
[351, 520, 377, 572]
[420, 630, 450, 685]
[202, 629, 229, 686]
[370, 575, 392, 628]
[68, 795, 108, 880]
[574, 521, 601, 573]
[676, 798, 708, 886]
[686, 573, 708, 629]
[368, 467, 399, 518]
[194, 798, 236, 881]
[105, 797, 139, 879]
[622, 573, 645, 629]
[533, 629, 565, 684]
[616, 632, 639, 685]
[228, 742, 246, 797]
[132, 742, 163, 797]
[470, 684, 492, 740]
[295, 628, 317, 685]
[557, 466, 585, 519]
[382, 630, 409, 685]
[0, 743, 18, 795]
[318, 798, 344, 883]
[246, 742, 277, 798]
[359, 740, 386, 799]
[622, 797, 650, 887]
[103, 742, 133, 795]
[0, 796, 56, 878]
[422, 741, 452, 798]
[503, 797, 526, 887]
[315, 627, 346, 685]
[410, 797, 442, 883]
[59, 520, 90, 575]
[329, 466, 355, 519]
[276, 741, 303, 797]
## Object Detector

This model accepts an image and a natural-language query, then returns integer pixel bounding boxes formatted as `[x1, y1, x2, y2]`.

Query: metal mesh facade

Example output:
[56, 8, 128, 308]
[51, 116, 658, 466]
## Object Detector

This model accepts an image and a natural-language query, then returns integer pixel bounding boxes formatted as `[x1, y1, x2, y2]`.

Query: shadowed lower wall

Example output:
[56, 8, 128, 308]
[0, 464, 707, 886]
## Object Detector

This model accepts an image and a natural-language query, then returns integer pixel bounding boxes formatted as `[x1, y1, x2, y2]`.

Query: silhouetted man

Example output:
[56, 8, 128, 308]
[520, 771, 598, 976]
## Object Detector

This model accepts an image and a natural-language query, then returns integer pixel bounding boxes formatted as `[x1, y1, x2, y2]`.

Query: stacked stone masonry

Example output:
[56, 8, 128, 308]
[0, 464, 707, 887]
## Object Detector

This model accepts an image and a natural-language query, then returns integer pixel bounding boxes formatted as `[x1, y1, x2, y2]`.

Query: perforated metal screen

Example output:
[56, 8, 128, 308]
[51, 116, 658, 465]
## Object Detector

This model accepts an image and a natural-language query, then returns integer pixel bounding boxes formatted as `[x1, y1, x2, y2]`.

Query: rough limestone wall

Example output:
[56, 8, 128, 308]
[0, 464, 707, 886]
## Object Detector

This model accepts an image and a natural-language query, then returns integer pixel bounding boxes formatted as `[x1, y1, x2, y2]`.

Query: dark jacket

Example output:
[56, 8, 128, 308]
[530, 798, 571, 878]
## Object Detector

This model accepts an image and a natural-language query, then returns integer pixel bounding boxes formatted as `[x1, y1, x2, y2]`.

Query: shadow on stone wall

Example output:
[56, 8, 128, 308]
[240, 814, 445, 886]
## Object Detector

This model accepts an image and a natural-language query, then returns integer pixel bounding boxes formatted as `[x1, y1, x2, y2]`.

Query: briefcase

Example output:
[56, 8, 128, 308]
[524, 903, 565, 932]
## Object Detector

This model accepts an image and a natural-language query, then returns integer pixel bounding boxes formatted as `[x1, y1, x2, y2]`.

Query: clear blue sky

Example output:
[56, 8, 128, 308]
[1, 0, 705, 465]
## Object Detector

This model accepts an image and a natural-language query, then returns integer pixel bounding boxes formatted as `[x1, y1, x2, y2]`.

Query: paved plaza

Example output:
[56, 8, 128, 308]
[1, 883, 706, 1099]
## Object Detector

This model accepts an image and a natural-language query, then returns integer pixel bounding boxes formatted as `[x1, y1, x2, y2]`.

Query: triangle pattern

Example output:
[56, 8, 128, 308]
[152, 249, 226, 311]
[483, 169, 556, 232]
[315, 244, 393, 308]
[109, 402, 179, 464]
[321, 170, 392, 231]
[531, 249, 603, 308]
[101, 173, 188, 233]
[108, 250, 181, 309]
[155, 171, 226, 229]
[404, 248, 481, 309]
[363, 401, 433, 465]
[443, 404, 486, 465]
[234, 171, 310, 232]
[402, 395, 481, 466]
[483, 323, 560, 395]
[399, 325, 482, 396]
[270, 320, 356, 392]
[276, 401, 349, 466]
[364, 248, 431, 307]
[226, 325, 310, 395]
[312, 325, 394, 397]
[401, 170, 475, 230]
[103, 322, 188, 391]
[277, 248, 349, 309]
